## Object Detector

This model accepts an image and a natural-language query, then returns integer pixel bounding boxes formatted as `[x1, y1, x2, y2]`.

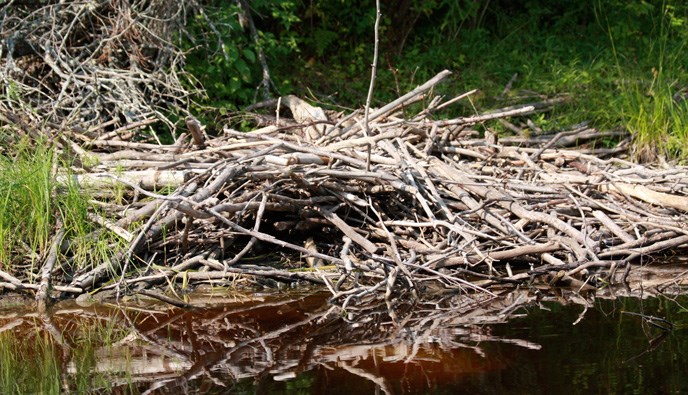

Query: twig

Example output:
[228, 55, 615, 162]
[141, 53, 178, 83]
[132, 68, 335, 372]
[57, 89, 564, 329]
[36, 227, 66, 312]
[363, 0, 381, 171]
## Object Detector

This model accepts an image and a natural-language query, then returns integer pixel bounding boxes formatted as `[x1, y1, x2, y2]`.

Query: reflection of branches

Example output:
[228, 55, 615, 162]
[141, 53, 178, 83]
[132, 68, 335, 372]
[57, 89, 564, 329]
[127, 290, 550, 393]
[140, 303, 334, 394]
[40, 313, 72, 394]
[0, 318, 24, 334]
[6, 282, 686, 391]
[340, 361, 394, 395]
[621, 309, 674, 364]
[623, 330, 671, 364]
[622, 311, 674, 332]
[118, 306, 191, 365]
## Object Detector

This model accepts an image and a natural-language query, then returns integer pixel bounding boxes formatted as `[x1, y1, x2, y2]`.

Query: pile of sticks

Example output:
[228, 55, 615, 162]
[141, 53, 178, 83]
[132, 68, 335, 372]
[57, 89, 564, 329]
[0, 0, 195, 136]
[4, 70, 688, 314]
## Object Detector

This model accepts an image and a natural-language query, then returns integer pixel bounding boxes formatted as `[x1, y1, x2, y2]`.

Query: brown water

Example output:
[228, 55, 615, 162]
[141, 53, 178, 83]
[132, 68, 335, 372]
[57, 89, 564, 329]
[0, 288, 687, 394]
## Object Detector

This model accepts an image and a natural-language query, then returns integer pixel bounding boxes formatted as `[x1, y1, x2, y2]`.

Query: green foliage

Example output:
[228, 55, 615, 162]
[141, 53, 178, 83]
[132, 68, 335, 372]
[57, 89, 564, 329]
[0, 331, 61, 394]
[0, 319, 136, 394]
[184, 0, 688, 160]
[0, 141, 54, 269]
[602, 0, 688, 161]
[0, 138, 122, 273]
[184, 0, 302, 114]
[184, 3, 255, 109]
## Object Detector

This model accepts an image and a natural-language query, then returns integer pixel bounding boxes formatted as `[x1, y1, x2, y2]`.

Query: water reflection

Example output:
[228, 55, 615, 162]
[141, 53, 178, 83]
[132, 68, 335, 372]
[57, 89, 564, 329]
[0, 286, 687, 394]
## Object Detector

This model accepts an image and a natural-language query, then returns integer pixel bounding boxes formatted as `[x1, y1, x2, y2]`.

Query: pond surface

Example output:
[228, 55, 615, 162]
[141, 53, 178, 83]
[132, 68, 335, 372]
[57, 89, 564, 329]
[0, 289, 686, 394]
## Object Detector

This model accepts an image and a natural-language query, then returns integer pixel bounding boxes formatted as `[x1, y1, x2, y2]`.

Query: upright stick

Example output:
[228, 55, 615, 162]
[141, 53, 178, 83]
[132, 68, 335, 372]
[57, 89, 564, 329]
[363, 0, 381, 171]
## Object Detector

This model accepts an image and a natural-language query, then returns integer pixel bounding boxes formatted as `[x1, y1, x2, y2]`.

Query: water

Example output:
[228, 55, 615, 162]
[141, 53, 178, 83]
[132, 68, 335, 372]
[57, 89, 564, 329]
[0, 289, 686, 394]
[485, 298, 687, 394]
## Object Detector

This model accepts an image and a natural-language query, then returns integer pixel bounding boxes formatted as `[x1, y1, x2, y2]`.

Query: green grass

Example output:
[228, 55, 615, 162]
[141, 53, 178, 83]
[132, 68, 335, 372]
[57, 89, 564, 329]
[0, 318, 137, 394]
[0, 141, 55, 270]
[0, 138, 123, 275]
[606, 1, 688, 162]
[615, 71, 688, 161]
[0, 330, 62, 394]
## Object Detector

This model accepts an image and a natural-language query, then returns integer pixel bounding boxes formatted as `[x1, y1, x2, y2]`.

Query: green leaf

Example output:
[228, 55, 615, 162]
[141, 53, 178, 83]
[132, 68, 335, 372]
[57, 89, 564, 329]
[228, 77, 241, 93]
[234, 59, 251, 82]
[227, 45, 239, 63]
[243, 49, 256, 63]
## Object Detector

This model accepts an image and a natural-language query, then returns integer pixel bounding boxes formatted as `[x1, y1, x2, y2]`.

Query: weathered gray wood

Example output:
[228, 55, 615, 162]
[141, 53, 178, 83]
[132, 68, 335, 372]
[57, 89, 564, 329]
[6, 69, 688, 316]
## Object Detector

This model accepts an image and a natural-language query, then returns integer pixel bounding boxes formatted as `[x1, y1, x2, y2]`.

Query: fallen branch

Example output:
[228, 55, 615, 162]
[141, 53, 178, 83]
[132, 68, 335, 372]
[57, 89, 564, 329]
[1, 70, 687, 321]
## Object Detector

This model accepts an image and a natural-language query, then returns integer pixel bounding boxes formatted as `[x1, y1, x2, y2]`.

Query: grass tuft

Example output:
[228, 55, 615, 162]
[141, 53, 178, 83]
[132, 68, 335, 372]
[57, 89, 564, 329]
[0, 140, 55, 270]
[0, 137, 124, 274]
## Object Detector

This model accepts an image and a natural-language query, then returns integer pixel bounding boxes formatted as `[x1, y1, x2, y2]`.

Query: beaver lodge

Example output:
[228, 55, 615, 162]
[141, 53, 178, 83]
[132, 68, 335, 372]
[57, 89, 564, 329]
[0, 69, 686, 323]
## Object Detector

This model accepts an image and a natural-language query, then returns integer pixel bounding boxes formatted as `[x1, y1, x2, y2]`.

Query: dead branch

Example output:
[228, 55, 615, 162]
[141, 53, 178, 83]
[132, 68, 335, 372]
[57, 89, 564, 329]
[1, 68, 687, 322]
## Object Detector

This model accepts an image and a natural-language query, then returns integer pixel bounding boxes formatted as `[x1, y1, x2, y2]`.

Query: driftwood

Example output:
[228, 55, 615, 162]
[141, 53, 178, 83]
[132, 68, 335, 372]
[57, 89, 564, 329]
[1, 70, 688, 319]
